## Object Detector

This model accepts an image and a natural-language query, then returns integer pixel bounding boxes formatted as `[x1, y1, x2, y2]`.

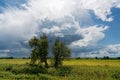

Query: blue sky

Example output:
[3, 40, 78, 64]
[97, 8, 120, 45]
[0, 0, 120, 57]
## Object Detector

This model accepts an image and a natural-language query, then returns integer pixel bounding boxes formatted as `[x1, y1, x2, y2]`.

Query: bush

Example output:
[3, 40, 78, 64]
[5, 65, 13, 72]
[47, 68, 58, 76]
[11, 65, 47, 75]
[57, 66, 72, 76]
[11, 68, 21, 74]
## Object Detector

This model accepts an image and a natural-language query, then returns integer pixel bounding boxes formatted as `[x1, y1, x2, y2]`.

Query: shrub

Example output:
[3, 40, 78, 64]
[27, 66, 47, 74]
[47, 68, 58, 76]
[11, 65, 47, 75]
[11, 68, 21, 74]
[57, 66, 72, 76]
[5, 65, 13, 72]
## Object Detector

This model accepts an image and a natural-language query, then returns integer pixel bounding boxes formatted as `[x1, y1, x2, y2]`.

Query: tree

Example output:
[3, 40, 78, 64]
[29, 35, 49, 68]
[39, 35, 49, 68]
[52, 38, 71, 68]
[29, 36, 39, 64]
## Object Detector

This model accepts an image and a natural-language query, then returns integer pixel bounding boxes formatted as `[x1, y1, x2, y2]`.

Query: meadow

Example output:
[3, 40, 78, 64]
[0, 59, 120, 80]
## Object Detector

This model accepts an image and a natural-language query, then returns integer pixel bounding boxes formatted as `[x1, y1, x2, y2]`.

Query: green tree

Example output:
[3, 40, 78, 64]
[52, 38, 71, 68]
[39, 35, 49, 68]
[29, 35, 49, 68]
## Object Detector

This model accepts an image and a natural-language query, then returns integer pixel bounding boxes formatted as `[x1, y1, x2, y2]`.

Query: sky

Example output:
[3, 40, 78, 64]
[0, 0, 120, 57]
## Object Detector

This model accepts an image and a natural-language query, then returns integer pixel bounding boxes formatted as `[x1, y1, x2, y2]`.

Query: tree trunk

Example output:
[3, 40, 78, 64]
[54, 58, 59, 68]
[44, 60, 49, 68]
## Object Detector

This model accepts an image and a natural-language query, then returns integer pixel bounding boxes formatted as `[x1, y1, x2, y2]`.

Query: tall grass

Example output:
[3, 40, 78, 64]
[0, 59, 119, 80]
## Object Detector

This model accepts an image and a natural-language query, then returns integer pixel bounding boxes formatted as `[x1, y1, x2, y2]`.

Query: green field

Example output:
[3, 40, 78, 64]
[0, 59, 120, 80]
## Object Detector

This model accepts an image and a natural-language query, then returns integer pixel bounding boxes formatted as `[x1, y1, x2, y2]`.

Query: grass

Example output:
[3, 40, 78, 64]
[63, 59, 120, 67]
[0, 59, 119, 80]
[0, 59, 30, 64]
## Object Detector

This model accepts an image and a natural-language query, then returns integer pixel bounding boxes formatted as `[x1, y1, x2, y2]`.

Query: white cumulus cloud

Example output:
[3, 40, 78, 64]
[69, 25, 108, 47]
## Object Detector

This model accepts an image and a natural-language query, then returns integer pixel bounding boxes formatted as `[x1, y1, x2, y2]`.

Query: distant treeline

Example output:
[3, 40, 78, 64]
[0, 57, 14, 59]
[0, 57, 30, 59]
[0, 56, 120, 60]
[75, 56, 120, 60]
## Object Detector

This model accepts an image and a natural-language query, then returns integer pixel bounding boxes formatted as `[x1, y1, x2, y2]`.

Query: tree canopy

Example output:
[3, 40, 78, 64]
[29, 35, 49, 68]
[29, 35, 71, 68]
[52, 38, 71, 68]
